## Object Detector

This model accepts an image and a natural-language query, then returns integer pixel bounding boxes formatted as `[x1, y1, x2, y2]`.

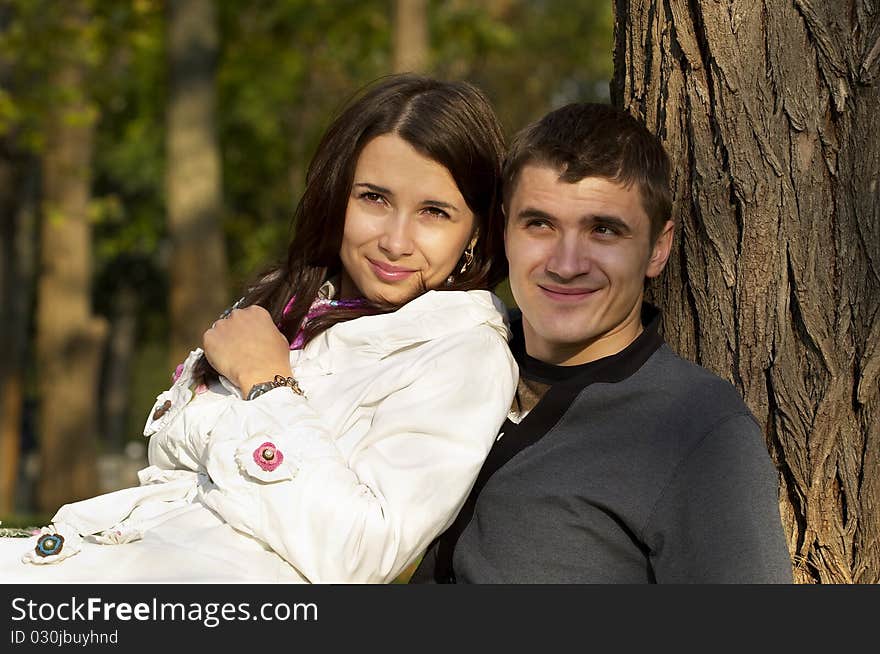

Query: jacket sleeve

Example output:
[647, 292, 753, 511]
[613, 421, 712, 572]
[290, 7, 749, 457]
[144, 348, 205, 473]
[196, 328, 517, 583]
[644, 413, 794, 583]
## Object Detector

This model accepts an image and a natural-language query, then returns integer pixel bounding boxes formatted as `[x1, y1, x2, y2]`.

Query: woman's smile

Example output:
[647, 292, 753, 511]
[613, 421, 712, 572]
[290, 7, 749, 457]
[367, 257, 418, 283]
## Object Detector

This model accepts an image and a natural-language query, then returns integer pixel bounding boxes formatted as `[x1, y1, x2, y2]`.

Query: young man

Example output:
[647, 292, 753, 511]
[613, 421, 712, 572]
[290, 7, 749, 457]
[412, 103, 793, 583]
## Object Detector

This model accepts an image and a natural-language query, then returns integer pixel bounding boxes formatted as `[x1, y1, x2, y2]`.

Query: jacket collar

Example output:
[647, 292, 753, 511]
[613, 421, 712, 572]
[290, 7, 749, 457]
[311, 289, 511, 356]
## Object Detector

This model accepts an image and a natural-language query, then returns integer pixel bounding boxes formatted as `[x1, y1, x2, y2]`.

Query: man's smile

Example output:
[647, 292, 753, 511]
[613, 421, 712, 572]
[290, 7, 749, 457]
[537, 284, 598, 302]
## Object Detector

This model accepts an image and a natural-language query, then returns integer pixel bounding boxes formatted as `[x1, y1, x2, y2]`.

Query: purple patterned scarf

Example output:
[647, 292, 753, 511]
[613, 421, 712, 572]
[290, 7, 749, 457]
[282, 294, 367, 350]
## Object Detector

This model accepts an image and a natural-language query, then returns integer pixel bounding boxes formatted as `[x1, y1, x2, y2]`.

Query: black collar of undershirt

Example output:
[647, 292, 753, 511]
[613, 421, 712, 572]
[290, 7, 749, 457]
[509, 303, 663, 388]
[501, 302, 664, 469]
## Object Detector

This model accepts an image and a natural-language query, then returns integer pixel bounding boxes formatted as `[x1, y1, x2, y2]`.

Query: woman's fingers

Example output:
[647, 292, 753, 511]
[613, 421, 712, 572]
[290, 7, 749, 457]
[202, 306, 291, 389]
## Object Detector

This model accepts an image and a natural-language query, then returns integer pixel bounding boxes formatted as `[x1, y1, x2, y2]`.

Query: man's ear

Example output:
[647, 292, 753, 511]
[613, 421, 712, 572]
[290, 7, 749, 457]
[646, 220, 674, 279]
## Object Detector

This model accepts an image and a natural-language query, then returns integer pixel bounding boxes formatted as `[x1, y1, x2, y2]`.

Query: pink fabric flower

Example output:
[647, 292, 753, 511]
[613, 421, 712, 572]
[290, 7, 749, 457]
[195, 383, 208, 395]
[253, 442, 283, 472]
[172, 363, 184, 383]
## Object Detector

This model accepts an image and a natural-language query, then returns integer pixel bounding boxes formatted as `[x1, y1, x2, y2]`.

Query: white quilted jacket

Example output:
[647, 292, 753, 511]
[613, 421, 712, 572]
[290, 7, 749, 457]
[4, 289, 517, 583]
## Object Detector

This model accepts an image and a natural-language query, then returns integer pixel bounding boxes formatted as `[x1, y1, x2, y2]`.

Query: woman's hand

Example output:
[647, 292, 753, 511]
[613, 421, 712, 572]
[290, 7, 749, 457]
[202, 305, 293, 396]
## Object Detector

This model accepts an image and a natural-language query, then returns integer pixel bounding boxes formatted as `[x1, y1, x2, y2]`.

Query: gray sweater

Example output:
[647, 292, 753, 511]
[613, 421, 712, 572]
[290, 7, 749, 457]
[413, 306, 793, 583]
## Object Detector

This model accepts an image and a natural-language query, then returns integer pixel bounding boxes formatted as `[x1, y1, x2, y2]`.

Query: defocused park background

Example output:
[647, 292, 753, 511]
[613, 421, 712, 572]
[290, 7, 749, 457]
[3, 0, 877, 584]
[0, 0, 613, 523]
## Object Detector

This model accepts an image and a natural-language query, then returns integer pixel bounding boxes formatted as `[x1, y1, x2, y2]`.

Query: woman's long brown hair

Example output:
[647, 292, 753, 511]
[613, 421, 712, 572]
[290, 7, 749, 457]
[192, 73, 508, 385]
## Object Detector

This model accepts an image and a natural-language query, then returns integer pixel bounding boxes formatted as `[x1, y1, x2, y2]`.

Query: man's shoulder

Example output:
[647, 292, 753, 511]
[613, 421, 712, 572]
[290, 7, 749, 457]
[648, 344, 735, 384]
[636, 344, 756, 423]
[649, 342, 732, 387]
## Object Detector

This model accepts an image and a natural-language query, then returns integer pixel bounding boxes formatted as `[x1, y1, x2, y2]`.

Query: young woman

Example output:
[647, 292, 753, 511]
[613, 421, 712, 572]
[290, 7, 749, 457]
[0, 74, 517, 583]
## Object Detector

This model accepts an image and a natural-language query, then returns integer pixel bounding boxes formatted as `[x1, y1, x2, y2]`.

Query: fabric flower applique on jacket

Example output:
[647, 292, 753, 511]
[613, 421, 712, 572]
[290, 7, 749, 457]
[253, 442, 283, 472]
[143, 348, 205, 437]
[21, 523, 83, 565]
[235, 435, 297, 483]
[90, 523, 144, 546]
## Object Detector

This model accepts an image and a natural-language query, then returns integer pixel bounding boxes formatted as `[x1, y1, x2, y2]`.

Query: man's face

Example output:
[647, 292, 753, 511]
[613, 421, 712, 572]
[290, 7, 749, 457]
[504, 164, 673, 365]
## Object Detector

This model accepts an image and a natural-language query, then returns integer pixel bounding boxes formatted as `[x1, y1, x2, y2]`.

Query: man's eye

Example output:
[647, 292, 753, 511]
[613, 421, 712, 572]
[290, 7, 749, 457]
[526, 219, 550, 229]
[594, 225, 618, 236]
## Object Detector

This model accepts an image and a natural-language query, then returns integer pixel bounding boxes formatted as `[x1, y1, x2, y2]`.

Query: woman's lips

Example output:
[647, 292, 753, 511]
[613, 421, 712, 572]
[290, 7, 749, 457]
[368, 258, 417, 282]
[538, 285, 597, 302]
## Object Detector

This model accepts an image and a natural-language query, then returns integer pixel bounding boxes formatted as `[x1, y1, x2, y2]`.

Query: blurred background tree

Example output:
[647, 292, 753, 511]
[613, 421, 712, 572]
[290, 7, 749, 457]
[0, 0, 612, 519]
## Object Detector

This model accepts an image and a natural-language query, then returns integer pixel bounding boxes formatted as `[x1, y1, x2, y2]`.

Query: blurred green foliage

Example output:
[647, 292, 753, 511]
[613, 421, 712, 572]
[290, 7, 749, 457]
[1, 0, 611, 452]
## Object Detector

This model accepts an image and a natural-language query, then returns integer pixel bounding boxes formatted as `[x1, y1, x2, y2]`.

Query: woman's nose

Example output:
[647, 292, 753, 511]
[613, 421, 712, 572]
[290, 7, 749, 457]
[377, 212, 415, 259]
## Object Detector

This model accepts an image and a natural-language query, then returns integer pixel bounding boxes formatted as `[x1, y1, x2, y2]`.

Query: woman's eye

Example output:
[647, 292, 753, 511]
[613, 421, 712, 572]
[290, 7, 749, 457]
[359, 191, 385, 204]
[422, 206, 451, 219]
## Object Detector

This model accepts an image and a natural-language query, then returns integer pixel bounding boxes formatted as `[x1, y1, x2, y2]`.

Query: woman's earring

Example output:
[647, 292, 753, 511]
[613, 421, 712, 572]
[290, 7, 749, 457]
[459, 244, 475, 274]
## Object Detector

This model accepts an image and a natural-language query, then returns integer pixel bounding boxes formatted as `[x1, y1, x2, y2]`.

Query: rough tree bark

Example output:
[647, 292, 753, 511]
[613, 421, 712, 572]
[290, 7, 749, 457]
[166, 0, 228, 369]
[613, 0, 879, 583]
[35, 5, 108, 512]
[393, 0, 428, 73]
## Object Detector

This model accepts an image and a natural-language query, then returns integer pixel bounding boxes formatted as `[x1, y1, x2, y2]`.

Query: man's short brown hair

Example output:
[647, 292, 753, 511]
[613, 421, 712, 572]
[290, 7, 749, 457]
[503, 103, 672, 241]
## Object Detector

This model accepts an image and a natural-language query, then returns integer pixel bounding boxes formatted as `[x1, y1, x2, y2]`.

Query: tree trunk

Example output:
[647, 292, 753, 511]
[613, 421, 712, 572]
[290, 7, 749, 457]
[613, 0, 880, 583]
[101, 284, 138, 453]
[393, 0, 428, 73]
[166, 0, 228, 369]
[0, 147, 37, 515]
[0, 0, 33, 519]
[35, 7, 108, 512]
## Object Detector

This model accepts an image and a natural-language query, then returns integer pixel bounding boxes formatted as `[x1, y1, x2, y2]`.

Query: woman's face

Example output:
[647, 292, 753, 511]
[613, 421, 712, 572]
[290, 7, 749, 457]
[339, 133, 475, 303]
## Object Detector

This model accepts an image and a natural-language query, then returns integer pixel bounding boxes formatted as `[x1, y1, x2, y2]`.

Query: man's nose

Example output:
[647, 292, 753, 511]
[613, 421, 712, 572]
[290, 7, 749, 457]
[377, 212, 415, 259]
[545, 234, 589, 281]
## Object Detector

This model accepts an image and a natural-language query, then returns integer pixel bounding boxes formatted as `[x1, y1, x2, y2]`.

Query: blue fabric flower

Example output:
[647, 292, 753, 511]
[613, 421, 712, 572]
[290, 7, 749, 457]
[21, 523, 83, 565]
[35, 533, 65, 558]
